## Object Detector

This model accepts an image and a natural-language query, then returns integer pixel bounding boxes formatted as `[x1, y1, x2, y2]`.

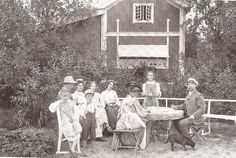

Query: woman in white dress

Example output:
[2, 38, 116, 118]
[72, 79, 86, 115]
[101, 80, 120, 130]
[89, 81, 112, 140]
[111, 81, 148, 149]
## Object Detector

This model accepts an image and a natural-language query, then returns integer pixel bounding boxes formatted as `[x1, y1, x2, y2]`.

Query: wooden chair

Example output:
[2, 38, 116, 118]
[188, 123, 208, 143]
[112, 128, 143, 156]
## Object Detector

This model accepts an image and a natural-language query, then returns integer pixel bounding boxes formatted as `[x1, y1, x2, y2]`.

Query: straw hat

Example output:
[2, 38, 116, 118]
[188, 78, 198, 86]
[63, 76, 77, 84]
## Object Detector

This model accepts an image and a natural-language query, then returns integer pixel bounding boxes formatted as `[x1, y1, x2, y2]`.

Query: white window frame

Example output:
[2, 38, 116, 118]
[133, 3, 154, 24]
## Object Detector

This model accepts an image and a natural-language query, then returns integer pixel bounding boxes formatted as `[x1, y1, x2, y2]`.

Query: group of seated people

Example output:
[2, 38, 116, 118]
[49, 70, 206, 156]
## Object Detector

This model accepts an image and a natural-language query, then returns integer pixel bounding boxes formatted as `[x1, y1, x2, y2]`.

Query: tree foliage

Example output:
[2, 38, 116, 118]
[184, 0, 236, 99]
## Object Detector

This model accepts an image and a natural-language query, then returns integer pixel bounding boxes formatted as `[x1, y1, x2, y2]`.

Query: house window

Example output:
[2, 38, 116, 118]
[117, 45, 169, 69]
[133, 3, 154, 23]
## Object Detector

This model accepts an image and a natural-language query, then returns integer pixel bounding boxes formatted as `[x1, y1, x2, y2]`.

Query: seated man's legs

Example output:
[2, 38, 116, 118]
[173, 118, 194, 137]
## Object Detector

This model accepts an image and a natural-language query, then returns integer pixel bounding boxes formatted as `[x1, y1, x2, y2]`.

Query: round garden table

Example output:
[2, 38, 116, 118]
[146, 107, 184, 143]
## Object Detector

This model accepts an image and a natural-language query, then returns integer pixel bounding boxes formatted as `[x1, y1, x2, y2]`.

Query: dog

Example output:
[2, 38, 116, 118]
[165, 134, 195, 151]
[150, 121, 168, 143]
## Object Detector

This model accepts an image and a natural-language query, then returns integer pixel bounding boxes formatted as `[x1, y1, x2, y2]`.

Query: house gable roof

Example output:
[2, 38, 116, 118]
[92, 0, 189, 11]
[61, 0, 190, 25]
[92, 0, 123, 10]
[167, 0, 189, 9]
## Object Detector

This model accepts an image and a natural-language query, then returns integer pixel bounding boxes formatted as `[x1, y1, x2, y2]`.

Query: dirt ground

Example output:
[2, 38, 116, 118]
[52, 121, 236, 158]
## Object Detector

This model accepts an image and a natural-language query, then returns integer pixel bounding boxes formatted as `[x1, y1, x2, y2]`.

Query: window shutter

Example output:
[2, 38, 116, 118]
[135, 5, 142, 21]
[146, 5, 152, 21]
[133, 3, 154, 23]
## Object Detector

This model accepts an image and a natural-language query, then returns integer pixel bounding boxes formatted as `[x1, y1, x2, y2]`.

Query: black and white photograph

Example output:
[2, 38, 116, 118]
[0, 0, 236, 157]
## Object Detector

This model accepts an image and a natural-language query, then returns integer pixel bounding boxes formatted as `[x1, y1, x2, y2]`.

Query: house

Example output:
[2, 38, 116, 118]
[63, 0, 189, 74]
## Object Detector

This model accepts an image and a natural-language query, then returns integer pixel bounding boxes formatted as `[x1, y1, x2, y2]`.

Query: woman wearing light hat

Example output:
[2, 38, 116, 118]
[111, 81, 148, 149]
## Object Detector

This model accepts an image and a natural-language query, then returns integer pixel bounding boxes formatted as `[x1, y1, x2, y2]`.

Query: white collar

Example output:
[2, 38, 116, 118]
[75, 91, 84, 95]
[146, 80, 156, 84]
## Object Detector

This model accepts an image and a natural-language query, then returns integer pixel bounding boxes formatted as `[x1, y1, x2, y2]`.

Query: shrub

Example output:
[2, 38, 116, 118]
[0, 128, 57, 157]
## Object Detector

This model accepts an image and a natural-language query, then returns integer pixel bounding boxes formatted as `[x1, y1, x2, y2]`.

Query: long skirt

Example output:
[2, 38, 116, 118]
[111, 113, 146, 149]
[96, 107, 108, 137]
[105, 106, 119, 130]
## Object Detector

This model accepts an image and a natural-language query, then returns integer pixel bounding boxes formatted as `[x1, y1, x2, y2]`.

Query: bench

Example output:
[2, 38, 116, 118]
[188, 123, 208, 143]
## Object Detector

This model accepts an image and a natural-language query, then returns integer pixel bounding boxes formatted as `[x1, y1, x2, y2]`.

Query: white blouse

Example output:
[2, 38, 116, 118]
[101, 90, 120, 106]
[92, 92, 106, 108]
[72, 91, 86, 105]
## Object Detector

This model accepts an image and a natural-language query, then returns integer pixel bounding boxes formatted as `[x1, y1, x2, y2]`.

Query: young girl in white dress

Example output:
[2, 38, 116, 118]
[142, 71, 162, 107]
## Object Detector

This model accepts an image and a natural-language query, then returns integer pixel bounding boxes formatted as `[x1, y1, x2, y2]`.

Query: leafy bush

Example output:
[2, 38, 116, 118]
[0, 128, 56, 157]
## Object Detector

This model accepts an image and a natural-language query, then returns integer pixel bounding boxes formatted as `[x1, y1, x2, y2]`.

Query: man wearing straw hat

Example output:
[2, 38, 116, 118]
[171, 78, 206, 137]
[57, 76, 77, 100]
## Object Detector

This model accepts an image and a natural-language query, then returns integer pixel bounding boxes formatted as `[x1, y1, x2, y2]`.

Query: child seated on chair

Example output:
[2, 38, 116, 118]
[49, 89, 83, 154]
[80, 89, 97, 155]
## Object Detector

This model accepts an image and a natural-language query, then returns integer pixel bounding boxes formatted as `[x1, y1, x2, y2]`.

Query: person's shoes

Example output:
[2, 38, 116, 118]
[86, 139, 91, 144]
[91, 150, 97, 154]
[102, 128, 113, 137]
[106, 126, 113, 132]
[95, 137, 108, 142]
[81, 152, 87, 157]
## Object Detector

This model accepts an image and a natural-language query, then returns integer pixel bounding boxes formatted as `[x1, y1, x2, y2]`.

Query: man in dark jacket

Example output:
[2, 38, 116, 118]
[172, 78, 206, 137]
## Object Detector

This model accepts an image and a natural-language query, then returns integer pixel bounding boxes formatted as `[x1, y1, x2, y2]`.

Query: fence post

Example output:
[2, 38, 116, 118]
[207, 100, 211, 133]
[165, 99, 168, 107]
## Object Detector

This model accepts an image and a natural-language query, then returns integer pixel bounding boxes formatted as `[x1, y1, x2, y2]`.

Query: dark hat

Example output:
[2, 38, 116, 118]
[126, 81, 142, 92]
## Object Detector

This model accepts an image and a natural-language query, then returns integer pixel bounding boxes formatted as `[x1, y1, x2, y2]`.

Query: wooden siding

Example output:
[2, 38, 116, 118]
[107, 0, 180, 32]
[59, 16, 102, 57]
[105, 0, 180, 68]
